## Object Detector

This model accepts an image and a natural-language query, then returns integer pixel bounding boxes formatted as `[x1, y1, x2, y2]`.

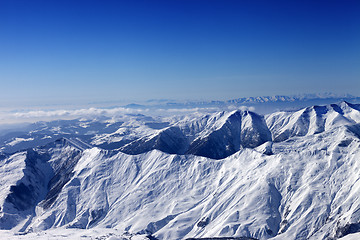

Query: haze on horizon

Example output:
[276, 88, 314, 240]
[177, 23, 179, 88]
[1, 0, 359, 106]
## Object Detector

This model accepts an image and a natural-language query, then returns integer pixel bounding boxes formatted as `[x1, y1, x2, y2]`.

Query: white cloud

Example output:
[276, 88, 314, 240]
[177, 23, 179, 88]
[0, 105, 255, 125]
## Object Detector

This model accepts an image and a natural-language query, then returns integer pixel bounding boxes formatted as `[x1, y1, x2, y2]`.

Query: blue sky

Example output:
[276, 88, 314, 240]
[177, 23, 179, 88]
[1, 0, 359, 106]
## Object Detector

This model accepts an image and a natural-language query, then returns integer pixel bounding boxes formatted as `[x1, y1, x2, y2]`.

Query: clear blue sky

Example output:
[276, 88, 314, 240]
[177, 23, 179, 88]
[1, 0, 359, 106]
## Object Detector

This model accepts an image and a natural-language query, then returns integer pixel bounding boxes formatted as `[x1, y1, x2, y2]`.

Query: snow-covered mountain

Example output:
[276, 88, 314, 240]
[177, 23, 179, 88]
[1, 102, 360, 239]
[266, 101, 360, 142]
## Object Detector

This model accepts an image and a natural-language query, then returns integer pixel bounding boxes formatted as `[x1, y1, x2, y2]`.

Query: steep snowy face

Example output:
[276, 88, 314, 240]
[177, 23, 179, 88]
[120, 126, 188, 155]
[185, 111, 243, 159]
[0, 139, 82, 230]
[186, 111, 271, 159]
[266, 102, 360, 142]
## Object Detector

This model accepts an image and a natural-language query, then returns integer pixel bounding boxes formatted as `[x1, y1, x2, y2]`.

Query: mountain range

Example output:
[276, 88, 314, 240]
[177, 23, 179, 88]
[124, 93, 360, 115]
[1, 101, 360, 239]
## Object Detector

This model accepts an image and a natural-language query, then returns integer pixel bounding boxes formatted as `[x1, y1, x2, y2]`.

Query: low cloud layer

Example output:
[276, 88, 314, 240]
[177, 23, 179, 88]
[0, 105, 255, 126]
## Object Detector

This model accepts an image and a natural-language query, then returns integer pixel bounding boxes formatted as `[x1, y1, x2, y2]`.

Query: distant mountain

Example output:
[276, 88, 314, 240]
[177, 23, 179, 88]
[123, 93, 360, 114]
[227, 93, 357, 104]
